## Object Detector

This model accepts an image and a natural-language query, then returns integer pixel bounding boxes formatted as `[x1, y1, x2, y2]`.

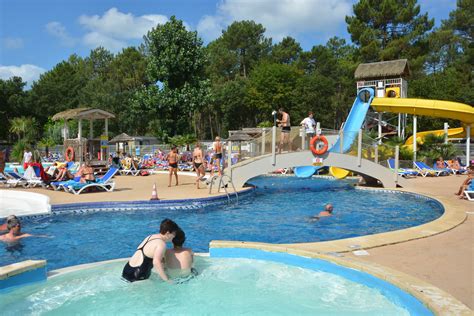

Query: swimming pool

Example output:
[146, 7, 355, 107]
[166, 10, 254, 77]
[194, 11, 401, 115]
[0, 176, 443, 270]
[0, 253, 432, 315]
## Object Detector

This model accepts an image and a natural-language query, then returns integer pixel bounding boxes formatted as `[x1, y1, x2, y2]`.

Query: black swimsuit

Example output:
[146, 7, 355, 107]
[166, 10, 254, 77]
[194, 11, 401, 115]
[194, 162, 202, 169]
[169, 162, 178, 168]
[122, 236, 161, 282]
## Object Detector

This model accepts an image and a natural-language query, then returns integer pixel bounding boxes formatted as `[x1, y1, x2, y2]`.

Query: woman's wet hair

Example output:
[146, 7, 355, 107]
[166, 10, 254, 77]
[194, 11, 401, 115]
[7, 217, 20, 230]
[159, 218, 179, 235]
[172, 229, 186, 247]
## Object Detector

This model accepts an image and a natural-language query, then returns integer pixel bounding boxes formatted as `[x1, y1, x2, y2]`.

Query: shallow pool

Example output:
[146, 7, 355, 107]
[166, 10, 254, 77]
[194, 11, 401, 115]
[0, 176, 443, 270]
[0, 257, 414, 315]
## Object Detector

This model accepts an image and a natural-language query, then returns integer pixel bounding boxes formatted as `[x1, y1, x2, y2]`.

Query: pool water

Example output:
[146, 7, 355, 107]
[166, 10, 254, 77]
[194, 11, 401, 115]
[0, 176, 443, 270]
[0, 257, 410, 315]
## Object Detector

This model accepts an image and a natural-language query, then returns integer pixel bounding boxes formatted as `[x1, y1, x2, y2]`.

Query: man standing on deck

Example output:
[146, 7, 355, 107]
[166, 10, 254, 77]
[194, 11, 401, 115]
[277, 108, 291, 154]
[300, 111, 316, 149]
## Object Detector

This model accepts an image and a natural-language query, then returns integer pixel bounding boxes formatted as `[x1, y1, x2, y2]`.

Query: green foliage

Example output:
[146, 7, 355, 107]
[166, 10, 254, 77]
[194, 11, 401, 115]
[247, 62, 303, 124]
[9, 116, 38, 143]
[417, 134, 459, 161]
[346, 0, 434, 71]
[0, 77, 28, 140]
[271, 37, 302, 64]
[11, 140, 28, 163]
[0, 4, 471, 151]
[140, 16, 211, 137]
[208, 21, 272, 80]
[257, 121, 273, 128]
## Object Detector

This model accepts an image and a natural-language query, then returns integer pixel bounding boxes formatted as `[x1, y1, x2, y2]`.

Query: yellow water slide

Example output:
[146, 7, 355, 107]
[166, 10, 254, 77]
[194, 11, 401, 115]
[404, 127, 474, 145]
[329, 166, 351, 179]
[371, 98, 474, 124]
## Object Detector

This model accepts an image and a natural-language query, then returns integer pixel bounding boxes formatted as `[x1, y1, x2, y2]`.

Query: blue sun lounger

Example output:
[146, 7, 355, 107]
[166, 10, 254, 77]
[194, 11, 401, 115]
[387, 159, 419, 177]
[413, 161, 449, 177]
[66, 167, 119, 195]
[432, 162, 452, 175]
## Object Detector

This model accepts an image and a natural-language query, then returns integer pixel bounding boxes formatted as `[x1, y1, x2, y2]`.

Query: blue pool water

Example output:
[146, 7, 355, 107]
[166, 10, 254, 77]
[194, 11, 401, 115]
[0, 176, 443, 270]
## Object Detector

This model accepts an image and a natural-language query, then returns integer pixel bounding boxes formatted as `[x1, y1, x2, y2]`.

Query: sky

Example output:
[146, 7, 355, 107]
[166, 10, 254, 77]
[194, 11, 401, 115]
[0, 0, 457, 86]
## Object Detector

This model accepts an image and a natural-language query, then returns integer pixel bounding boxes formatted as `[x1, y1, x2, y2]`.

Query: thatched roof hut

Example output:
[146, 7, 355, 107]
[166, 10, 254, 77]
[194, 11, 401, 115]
[109, 133, 134, 143]
[52, 108, 115, 121]
[227, 131, 254, 142]
[355, 59, 410, 80]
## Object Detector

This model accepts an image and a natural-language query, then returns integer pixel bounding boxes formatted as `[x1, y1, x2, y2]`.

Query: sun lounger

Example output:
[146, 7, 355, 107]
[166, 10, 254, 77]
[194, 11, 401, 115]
[0, 172, 9, 186]
[119, 160, 140, 176]
[387, 159, 419, 177]
[5, 171, 29, 188]
[444, 161, 467, 175]
[413, 161, 449, 177]
[463, 182, 474, 201]
[432, 162, 452, 175]
[66, 167, 119, 195]
[50, 176, 82, 191]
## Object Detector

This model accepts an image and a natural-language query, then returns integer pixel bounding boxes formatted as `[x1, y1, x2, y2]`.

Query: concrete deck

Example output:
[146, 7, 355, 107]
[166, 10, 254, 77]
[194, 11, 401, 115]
[2, 172, 473, 312]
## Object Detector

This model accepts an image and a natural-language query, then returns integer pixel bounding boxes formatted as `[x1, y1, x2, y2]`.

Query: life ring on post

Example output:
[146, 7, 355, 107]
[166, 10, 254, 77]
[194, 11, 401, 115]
[65, 146, 75, 162]
[310, 135, 328, 155]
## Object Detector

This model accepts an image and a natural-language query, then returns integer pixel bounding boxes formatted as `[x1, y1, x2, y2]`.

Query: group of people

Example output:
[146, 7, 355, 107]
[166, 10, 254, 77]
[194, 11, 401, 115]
[167, 137, 224, 188]
[276, 108, 317, 153]
[122, 218, 195, 283]
[435, 156, 466, 173]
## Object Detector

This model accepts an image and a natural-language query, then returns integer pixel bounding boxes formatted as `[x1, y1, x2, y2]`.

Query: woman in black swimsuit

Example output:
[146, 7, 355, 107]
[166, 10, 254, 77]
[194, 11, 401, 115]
[122, 219, 179, 283]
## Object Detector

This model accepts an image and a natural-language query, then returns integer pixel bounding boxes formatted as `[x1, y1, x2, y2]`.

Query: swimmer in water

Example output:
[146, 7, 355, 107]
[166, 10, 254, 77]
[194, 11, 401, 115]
[0, 217, 32, 242]
[309, 203, 334, 221]
[165, 228, 197, 281]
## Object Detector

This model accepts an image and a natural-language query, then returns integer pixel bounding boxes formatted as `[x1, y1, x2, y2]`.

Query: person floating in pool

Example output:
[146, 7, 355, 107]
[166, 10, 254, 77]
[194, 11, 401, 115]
[122, 218, 180, 283]
[165, 228, 197, 281]
[309, 203, 334, 221]
[0, 216, 32, 242]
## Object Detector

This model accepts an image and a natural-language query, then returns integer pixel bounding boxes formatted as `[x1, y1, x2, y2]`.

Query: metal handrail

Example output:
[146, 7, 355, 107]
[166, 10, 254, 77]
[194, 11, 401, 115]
[208, 174, 238, 203]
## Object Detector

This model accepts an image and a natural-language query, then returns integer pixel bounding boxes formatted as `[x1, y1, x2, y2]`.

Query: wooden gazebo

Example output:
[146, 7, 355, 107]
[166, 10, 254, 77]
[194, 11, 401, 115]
[52, 108, 115, 163]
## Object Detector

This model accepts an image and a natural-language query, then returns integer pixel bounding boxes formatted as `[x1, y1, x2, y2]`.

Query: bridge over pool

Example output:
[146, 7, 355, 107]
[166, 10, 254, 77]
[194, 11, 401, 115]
[224, 150, 409, 189]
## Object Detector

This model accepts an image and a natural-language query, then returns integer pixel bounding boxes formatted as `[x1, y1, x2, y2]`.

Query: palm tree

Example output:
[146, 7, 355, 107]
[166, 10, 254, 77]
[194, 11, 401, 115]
[9, 116, 38, 142]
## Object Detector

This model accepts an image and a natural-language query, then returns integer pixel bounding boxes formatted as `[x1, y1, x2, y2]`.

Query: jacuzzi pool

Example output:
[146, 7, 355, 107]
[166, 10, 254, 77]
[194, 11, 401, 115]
[0, 176, 443, 270]
[0, 250, 432, 315]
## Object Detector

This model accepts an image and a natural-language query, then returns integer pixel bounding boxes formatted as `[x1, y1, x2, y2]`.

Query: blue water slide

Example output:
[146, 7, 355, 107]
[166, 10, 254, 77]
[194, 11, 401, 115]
[294, 166, 324, 178]
[330, 88, 374, 153]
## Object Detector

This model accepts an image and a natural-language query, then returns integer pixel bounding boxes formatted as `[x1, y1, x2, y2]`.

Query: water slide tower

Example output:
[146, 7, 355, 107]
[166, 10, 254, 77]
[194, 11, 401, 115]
[354, 59, 410, 139]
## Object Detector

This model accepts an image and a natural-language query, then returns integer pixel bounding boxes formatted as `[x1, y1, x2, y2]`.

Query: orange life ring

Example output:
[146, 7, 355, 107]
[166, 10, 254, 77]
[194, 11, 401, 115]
[65, 147, 75, 162]
[310, 135, 328, 155]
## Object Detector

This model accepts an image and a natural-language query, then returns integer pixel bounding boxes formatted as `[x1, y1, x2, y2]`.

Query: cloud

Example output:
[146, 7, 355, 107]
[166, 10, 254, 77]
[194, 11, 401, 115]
[197, 0, 352, 42]
[2, 37, 24, 49]
[78, 8, 168, 51]
[0, 64, 46, 86]
[46, 21, 77, 47]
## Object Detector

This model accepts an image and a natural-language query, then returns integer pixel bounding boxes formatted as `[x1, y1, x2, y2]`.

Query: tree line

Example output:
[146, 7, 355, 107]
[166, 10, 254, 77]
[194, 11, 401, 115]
[0, 0, 472, 148]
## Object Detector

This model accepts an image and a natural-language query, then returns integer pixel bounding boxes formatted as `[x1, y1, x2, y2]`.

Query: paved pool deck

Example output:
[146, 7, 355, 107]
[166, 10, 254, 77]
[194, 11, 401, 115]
[5, 172, 474, 312]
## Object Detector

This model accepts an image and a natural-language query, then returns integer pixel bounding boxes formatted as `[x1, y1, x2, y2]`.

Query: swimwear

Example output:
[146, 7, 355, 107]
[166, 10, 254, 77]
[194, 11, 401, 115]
[214, 153, 222, 159]
[122, 236, 161, 282]
[169, 162, 178, 168]
[170, 268, 199, 284]
[282, 126, 291, 133]
[194, 162, 202, 169]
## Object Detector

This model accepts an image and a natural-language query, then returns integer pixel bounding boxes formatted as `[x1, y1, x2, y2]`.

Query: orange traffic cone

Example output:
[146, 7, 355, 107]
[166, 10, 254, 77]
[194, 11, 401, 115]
[150, 182, 159, 200]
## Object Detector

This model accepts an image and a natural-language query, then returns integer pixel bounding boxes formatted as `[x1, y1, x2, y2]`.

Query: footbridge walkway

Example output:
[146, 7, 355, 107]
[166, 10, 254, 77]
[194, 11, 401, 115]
[225, 150, 409, 189]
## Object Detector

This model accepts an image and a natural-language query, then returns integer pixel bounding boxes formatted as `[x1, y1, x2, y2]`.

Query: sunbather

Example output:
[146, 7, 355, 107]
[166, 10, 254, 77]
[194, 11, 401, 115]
[80, 161, 95, 183]
[436, 157, 445, 169]
[456, 166, 474, 198]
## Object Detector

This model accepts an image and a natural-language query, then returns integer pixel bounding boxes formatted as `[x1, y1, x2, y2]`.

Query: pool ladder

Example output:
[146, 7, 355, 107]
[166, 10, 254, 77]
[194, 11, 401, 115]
[208, 175, 238, 203]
